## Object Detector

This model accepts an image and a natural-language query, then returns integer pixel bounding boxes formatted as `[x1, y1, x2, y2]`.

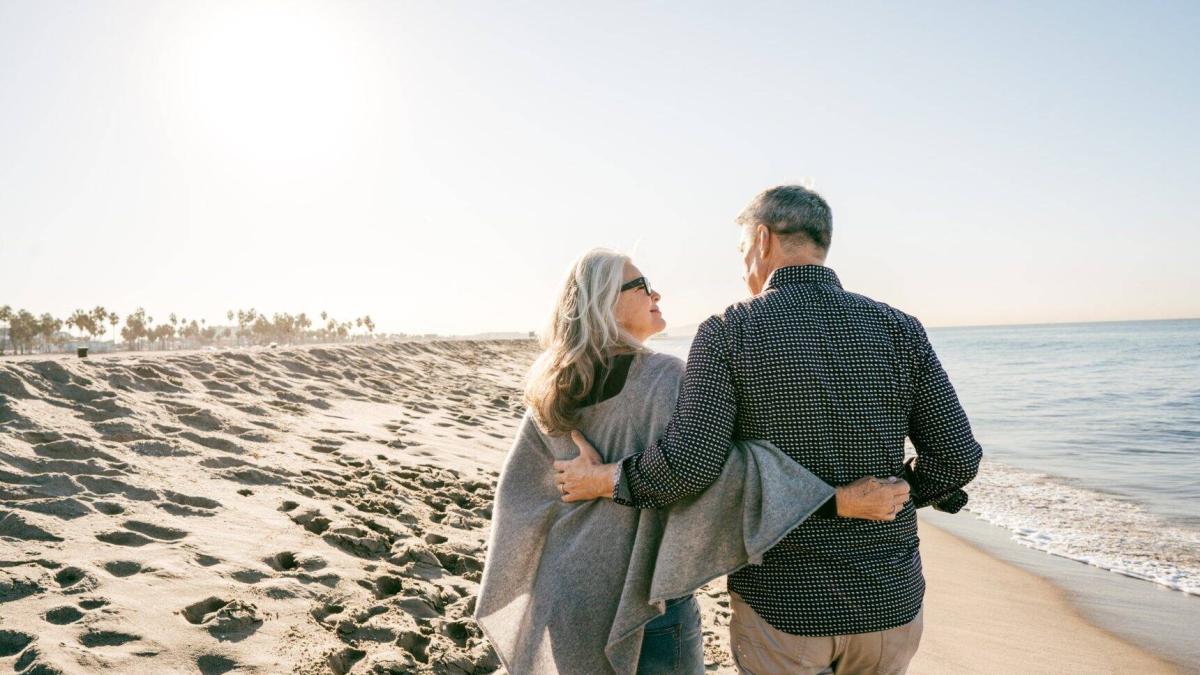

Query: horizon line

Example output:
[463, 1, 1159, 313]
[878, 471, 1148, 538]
[639, 314, 1200, 338]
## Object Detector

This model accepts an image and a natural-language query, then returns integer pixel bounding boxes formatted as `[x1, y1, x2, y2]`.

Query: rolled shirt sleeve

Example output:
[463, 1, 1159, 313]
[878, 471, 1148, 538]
[905, 322, 983, 511]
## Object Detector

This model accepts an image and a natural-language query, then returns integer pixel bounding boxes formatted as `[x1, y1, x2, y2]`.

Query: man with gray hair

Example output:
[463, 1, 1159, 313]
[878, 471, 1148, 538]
[557, 184, 981, 674]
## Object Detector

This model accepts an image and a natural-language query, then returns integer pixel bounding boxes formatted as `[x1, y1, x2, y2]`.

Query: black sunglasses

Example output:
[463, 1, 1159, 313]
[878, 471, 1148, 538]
[620, 276, 653, 296]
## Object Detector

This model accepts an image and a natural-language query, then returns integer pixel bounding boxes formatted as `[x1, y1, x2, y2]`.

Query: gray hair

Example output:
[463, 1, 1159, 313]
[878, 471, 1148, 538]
[735, 185, 833, 251]
[524, 248, 645, 434]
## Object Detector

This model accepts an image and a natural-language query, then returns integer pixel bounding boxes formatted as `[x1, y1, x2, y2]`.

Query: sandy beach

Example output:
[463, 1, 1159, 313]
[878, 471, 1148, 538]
[0, 340, 1181, 674]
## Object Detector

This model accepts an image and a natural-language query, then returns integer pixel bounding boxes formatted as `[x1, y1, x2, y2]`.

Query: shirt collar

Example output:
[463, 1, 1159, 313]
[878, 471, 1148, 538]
[765, 265, 842, 291]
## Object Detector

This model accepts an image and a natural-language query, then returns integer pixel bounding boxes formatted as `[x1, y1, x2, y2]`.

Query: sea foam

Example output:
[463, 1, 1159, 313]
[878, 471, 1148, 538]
[960, 459, 1200, 596]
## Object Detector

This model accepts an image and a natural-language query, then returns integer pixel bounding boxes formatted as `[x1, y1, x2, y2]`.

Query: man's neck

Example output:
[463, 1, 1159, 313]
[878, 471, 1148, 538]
[766, 254, 826, 278]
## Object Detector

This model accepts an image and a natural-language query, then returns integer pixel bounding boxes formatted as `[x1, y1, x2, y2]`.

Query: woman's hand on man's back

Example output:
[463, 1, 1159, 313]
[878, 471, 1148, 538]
[835, 476, 911, 521]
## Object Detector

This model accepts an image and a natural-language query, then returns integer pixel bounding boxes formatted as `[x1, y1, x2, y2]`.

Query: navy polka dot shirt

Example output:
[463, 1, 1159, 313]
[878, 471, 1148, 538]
[614, 265, 982, 636]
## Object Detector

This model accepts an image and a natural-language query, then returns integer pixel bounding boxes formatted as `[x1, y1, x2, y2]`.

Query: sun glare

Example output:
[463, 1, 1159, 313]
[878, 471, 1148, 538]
[174, 3, 368, 172]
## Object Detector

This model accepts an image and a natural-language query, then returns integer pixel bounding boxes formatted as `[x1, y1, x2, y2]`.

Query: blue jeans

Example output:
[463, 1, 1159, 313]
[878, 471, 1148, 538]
[637, 594, 704, 675]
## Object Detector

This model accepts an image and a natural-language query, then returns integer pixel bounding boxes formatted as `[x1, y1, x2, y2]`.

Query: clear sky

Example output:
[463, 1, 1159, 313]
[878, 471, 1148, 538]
[2, 1, 1197, 335]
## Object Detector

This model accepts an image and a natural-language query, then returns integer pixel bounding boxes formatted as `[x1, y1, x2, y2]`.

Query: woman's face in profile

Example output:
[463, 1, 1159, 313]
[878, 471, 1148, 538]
[614, 262, 666, 342]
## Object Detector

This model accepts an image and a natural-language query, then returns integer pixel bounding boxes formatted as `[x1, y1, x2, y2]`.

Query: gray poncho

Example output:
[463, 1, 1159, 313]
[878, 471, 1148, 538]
[475, 352, 834, 674]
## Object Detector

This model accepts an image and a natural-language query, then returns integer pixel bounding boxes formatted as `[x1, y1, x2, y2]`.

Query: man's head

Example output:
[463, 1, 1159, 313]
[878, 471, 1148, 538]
[735, 185, 832, 294]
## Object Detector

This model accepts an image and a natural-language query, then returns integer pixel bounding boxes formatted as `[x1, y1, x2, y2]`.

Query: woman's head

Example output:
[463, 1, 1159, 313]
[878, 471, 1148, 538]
[524, 248, 665, 434]
[614, 261, 665, 342]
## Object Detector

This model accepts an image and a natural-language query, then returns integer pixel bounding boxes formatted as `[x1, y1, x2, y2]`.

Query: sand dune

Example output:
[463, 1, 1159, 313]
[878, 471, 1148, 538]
[1, 340, 541, 674]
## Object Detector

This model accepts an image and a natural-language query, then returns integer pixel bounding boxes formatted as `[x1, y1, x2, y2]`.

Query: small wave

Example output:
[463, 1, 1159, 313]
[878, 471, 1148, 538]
[959, 460, 1200, 596]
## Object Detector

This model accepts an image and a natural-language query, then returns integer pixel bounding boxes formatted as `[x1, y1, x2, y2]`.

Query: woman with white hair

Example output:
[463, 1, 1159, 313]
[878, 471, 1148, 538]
[475, 249, 838, 674]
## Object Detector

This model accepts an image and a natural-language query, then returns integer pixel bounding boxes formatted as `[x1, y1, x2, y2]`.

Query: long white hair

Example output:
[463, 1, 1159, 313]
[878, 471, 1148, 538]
[524, 248, 645, 435]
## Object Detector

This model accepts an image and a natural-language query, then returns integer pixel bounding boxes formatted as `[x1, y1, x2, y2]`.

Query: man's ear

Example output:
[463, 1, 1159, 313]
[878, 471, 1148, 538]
[756, 224, 773, 261]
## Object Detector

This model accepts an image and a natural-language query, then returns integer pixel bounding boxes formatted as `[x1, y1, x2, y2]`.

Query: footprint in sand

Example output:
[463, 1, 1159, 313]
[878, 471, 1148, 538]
[0, 510, 63, 542]
[159, 490, 222, 517]
[96, 520, 188, 547]
[126, 440, 196, 457]
[54, 566, 99, 594]
[78, 629, 141, 647]
[173, 407, 227, 433]
[396, 630, 432, 662]
[290, 509, 331, 535]
[31, 439, 118, 462]
[92, 421, 154, 443]
[369, 575, 403, 599]
[328, 647, 367, 675]
[177, 431, 242, 454]
[395, 595, 443, 621]
[237, 429, 273, 443]
[181, 596, 264, 638]
[309, 599, 345, 625]
[436, 619, 478, 647]
[102, 560, 144, 577]
[196, 653, 240, 675]
[7, 497, 92, 521]
[263, 551, 300, 572]
[193, 553, 222, 567]
[162, 491, 221, 510]
[229, 569, 270, 584]
[96, 530, 154, 547]
[121, 520, 189, 541]
[77, 476, 158, 502]
[0, 629, 35, 656]
[218, 466, 288, 487]
[199, 456, 250, 469]
[43, 605, 84, 624]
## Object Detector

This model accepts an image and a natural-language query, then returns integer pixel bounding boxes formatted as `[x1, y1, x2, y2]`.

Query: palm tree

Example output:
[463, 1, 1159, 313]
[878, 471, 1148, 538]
[0, 304, 11, 355]
[67, 309, 90, 344]
[38, 313, 61, 353]
[89, 306, 107, 343]
[11, 309, 35, 353]
[122, 308, 152, 350]
[108, 311, 120, 350]
[297, 313, 310, 343]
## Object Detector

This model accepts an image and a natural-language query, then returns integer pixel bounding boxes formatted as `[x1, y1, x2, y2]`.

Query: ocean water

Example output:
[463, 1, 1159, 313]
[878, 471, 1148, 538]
[650, 318, 1200, 596]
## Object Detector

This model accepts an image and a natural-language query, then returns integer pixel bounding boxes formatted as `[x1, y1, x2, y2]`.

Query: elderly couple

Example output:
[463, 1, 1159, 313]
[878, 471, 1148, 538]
[475, 185, 983, 675]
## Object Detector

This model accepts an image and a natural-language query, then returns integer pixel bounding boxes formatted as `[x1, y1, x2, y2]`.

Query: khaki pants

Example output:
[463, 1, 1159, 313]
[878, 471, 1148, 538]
[729, 592, 923, 675]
